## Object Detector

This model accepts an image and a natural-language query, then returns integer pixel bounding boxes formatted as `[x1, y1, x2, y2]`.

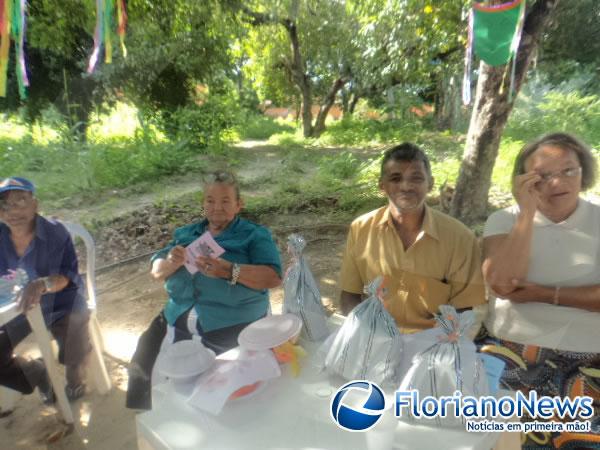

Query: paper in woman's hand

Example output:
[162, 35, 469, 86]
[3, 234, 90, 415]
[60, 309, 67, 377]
[184, 231, 225, 274]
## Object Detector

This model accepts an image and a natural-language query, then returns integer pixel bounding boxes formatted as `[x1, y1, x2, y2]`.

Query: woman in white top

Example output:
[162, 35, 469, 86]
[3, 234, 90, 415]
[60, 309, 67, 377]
[480, 132, 600, 449]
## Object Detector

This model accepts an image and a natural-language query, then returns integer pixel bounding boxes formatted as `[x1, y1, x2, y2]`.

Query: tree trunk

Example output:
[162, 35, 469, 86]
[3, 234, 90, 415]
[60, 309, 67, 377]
[349, 94, 359, 115]
[313, 78, 346, 137]
[434, 73, 462, 131]
[450, 0, 561, 225]
[283, 19, 314, 137]
[341, 88, 350, 116]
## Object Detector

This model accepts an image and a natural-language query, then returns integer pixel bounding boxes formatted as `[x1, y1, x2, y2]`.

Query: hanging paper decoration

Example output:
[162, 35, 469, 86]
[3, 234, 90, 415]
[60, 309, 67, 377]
[116, 0, 127, 58]
[0, 0, 13, 98]
[88, 0, 127, 74]
[462, 0, 526, 105]
[12, 0, 28, 99]
[0, 0, 28, 99]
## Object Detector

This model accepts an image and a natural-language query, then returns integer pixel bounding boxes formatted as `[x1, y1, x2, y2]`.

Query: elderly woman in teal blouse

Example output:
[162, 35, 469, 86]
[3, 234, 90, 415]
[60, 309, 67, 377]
[126, 171, 282, 410]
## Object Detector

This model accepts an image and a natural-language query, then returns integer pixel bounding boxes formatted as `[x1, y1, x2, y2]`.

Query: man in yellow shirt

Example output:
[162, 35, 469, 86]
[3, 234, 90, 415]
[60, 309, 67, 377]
[340, 143, 486, 332]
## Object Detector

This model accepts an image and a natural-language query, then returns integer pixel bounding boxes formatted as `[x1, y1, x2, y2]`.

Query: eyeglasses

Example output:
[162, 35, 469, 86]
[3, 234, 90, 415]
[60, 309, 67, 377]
[204, 171, 237, 184]
[0, 196, 32, 212]
[537, 167, 582, 183]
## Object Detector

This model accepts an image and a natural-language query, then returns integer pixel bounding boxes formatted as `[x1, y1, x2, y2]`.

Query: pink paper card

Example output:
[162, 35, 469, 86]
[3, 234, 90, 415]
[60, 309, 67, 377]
[184, 232, 225, 274]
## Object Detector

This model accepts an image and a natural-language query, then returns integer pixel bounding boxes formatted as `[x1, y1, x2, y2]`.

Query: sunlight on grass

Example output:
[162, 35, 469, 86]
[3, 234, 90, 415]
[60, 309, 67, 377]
[0, 116, 29, 140]
[492, 138, 523, 192]
[30, 123, 62, 144]
[88, 102, 141, 142]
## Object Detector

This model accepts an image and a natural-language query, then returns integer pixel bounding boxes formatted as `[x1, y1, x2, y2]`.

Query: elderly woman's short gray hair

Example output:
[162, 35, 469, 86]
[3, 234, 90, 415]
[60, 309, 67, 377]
[512, 132, 597, 191]
[203, 170, 240, 199]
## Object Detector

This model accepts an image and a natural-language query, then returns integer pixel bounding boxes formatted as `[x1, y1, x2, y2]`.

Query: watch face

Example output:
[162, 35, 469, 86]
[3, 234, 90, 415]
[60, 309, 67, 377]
[43, 277, 53, 292]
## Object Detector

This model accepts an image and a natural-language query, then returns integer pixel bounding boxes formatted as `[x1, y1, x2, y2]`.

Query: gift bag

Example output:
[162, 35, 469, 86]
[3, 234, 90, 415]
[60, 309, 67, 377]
[399, 305, 489, 427]
[0, 269, 28, 307]
[322, 277, 403, 387]
[282, 234, 329, 341]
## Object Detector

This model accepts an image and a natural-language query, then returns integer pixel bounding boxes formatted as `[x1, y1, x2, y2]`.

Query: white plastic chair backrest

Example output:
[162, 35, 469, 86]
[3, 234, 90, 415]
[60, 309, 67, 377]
[61, 222, 97, 310]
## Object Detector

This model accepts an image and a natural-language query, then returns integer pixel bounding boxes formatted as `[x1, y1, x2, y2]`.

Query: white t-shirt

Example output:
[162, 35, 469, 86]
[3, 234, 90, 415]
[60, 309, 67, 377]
[483, 198, 600, 352]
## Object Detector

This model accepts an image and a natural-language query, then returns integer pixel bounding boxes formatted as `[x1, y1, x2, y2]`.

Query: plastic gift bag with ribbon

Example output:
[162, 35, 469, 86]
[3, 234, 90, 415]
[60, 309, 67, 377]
[0, 269, 28, 307]
[322, 277, 403, 387]
[282, 234, 329, 341]
[399, 305, 490, 428]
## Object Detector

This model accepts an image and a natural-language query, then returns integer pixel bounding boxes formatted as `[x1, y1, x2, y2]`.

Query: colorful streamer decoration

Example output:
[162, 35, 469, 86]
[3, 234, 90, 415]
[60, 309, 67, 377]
[88, 0, 127, 74]
[462, 0, 526, 105]
[1, 0, 29, 99]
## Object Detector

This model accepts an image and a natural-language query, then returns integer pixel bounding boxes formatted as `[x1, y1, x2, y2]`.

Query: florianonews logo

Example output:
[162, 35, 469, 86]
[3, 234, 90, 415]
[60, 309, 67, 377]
[330, 381, 386, 431]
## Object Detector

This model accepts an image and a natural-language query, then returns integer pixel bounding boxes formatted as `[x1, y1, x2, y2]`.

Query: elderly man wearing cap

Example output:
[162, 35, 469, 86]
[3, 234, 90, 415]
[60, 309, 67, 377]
[0, 177, 91, 404]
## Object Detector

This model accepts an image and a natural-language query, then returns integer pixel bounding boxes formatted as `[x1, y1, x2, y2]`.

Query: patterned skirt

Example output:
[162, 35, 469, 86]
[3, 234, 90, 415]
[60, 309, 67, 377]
[476, 327, 600, 450]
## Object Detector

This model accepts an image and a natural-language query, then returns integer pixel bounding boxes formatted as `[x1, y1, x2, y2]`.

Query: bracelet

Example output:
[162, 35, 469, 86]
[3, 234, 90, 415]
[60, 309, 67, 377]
[229, 263, 241, 286]
[553, 286, 560, 305]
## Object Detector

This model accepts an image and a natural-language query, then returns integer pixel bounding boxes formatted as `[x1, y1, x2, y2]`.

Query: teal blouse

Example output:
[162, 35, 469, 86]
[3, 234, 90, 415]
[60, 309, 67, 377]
[153, 216, 282, 332]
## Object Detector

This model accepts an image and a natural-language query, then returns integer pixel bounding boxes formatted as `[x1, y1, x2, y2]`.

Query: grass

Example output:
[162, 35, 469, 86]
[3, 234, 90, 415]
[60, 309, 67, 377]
[5, 89, 600, 228]
[0, 106, 243, 208]
[235, 114, 295, 140]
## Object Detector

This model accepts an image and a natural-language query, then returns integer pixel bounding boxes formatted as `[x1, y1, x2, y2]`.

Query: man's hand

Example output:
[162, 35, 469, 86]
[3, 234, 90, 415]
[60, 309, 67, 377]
[196, 256, 232, 279]
[18, 279, 46, 312]
[512, 172, 542, 217]
[166, 246, 186, 268]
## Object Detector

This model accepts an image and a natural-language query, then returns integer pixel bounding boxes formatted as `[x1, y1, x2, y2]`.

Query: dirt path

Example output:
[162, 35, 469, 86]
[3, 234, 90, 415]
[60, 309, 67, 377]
[1, 141, 355, 449]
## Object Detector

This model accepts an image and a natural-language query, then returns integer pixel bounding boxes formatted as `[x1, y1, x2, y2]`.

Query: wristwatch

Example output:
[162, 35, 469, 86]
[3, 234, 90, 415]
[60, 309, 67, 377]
[229, 263, 241, 285]
[41, 277, 54, 294]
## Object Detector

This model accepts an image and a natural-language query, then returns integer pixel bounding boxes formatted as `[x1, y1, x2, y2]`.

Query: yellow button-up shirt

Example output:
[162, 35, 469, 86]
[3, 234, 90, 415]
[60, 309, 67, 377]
[340, 205, 486, 332]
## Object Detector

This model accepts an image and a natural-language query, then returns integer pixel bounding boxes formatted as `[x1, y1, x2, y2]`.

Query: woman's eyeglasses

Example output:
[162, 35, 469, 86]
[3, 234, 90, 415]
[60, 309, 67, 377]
[205, 171, 236, 184]
[537, 167, 582, 183]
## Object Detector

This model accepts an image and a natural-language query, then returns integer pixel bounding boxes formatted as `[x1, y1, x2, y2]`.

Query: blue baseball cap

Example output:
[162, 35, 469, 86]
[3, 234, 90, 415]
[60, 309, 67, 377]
[0, 177, 35, 195]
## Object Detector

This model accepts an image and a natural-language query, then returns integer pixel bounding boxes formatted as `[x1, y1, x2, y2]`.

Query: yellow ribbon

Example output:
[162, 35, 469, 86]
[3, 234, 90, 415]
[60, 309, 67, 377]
[272, 341, 307, 377]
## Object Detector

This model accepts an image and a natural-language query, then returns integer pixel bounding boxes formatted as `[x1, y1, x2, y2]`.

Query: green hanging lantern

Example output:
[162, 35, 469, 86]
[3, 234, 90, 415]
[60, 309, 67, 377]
[463, 0, 526, 104]
[473, 0, 525, 66]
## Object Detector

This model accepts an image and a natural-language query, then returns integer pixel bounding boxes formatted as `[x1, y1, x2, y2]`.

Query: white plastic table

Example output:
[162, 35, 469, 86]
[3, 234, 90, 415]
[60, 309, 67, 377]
[0, 301, 73, 422]
[136, 336, 506, 450]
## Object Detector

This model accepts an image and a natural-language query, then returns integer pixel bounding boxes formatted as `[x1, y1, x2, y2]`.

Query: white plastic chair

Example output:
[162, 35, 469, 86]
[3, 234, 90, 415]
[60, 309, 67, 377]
[0, 222, 111, 419]
[62, 221, 112, 396]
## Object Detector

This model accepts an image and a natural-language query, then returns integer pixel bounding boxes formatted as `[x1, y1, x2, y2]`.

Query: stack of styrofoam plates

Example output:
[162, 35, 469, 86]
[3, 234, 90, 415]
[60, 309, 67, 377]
[160, 339, 216, 381]
[238, 314, 302, 351]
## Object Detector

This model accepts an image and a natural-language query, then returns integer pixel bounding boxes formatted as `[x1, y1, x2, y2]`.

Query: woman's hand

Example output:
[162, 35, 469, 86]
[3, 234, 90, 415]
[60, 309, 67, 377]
[151, 246, 186, 281]
[512, 171, 542, 216]
[497, 279, 553, 304]
[196, 255, 232, 279]
[167, 246, 186, 268]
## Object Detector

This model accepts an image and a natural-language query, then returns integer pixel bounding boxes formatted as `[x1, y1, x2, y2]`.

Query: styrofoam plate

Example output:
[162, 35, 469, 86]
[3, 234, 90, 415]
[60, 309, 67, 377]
[238, 314, 302, 351]
[159, 340, 216, 379]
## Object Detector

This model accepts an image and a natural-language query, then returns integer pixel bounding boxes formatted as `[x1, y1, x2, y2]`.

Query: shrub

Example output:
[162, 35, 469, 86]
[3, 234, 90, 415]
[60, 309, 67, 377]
[507, 89, 600, 148]
[235, 114, 294, 140]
